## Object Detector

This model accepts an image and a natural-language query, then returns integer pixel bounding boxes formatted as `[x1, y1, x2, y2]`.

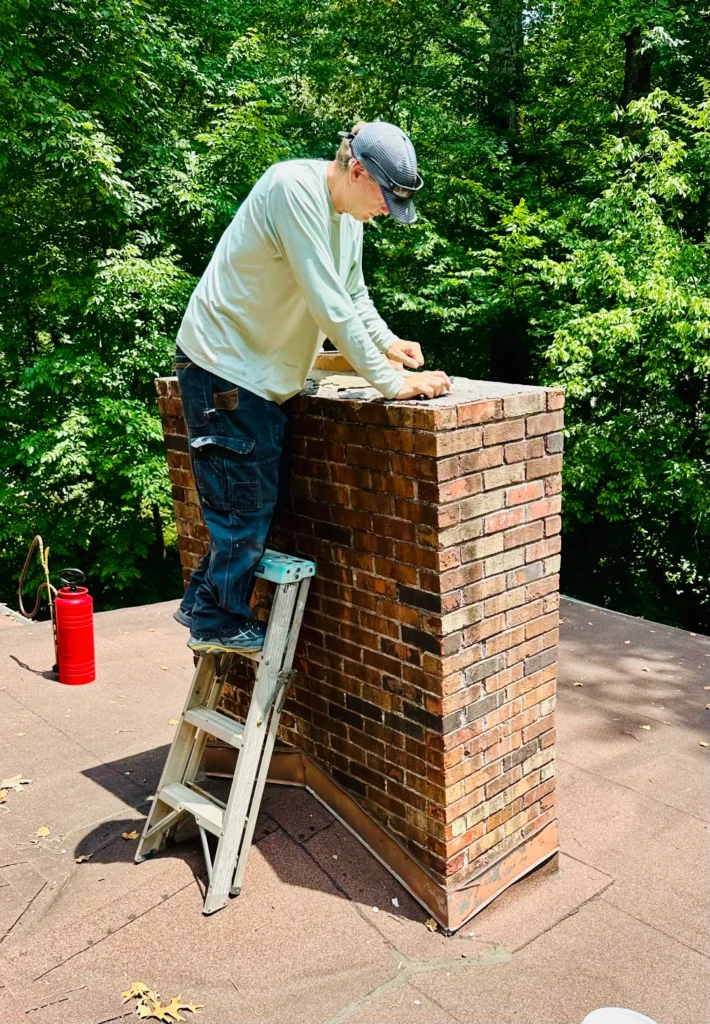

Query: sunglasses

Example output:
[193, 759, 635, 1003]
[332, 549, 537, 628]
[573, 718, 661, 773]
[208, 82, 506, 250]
[361, 153, 424, 199]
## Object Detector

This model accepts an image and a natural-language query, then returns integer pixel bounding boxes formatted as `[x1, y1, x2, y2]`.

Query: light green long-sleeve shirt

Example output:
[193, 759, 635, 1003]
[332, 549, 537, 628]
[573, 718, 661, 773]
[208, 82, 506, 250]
[176, 159, 406, 404]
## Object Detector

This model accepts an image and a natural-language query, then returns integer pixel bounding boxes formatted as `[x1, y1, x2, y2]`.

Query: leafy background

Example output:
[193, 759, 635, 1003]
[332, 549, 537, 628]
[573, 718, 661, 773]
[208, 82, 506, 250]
[1, 0, 708, 630]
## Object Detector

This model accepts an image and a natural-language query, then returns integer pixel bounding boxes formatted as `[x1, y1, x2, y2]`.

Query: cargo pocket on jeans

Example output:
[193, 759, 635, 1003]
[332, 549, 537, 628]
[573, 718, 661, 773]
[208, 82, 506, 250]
[190, 435, 260, 512]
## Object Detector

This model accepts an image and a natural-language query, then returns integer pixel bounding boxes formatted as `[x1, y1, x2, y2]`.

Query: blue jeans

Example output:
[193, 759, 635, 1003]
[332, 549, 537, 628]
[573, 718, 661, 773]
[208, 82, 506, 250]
[175, 348, 291, 638]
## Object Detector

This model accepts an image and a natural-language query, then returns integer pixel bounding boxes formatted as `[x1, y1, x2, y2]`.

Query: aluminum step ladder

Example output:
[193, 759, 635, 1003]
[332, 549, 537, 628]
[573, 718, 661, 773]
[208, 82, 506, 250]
[134, 549, 316, 915]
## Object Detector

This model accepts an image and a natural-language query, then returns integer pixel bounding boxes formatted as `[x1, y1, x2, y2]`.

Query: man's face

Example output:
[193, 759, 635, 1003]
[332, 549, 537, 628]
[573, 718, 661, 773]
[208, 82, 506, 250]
[348, 162, 390, 222]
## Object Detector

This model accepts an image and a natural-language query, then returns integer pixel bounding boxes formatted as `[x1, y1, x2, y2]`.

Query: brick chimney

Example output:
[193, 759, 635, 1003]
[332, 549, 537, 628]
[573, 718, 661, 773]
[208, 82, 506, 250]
[156, 371, 563, 931]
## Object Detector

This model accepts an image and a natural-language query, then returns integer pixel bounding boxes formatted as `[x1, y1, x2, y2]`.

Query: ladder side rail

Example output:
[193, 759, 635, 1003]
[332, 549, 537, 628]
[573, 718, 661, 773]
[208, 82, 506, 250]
[230, 577, 312, 894]
[203, 582, 300, 914]
[278, 575, 312, 677]
[231, 577, 311, 897]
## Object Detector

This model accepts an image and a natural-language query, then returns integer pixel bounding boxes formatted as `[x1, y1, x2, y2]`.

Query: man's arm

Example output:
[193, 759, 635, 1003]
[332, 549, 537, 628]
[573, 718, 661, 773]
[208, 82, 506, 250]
[267, 177, 405, 399]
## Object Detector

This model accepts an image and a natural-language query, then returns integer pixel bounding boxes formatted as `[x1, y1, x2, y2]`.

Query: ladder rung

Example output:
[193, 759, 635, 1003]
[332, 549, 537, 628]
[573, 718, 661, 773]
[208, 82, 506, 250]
[159, 782, 224, 837]
[238, 649, 262, 664]
[184, 707, 245, 748]
[194, 649, 261, 664]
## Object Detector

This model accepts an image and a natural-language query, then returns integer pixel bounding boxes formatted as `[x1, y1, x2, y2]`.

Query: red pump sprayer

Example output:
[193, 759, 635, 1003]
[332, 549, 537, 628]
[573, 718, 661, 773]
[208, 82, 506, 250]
[18, 536, 96, 685]
[54, 568, 96, 685]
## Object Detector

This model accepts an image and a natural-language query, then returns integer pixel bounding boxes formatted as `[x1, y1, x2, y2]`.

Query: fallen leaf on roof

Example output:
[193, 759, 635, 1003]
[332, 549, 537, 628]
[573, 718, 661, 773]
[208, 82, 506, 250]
[0, 790, 9, 803]
[638, 724, 652, 730]
[700, 742, 709, 748]
[424, 917, 438, 932]
[1, 775, 32, 792]
[168, 718, 179, 726]
[16, 732, 26, 736]
[705, 687, 710, 691]
[32, 826, 50, 841]
[123, 984, 149, 1003]
[573, 682, 583, 687]
[160, 666, 168, 671]
[624, 640, 631, 644]
[75, 853, 93, 863]
[147, 628, 156, 632]
[159, 996, 204, 1021]
[122, 830, 139, 840]
[122, 983, 203, 1021]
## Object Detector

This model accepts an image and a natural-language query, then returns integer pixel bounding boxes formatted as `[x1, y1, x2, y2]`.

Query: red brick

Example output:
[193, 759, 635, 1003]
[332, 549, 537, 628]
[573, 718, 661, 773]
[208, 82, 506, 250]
[527, 496, 562, 521]
[435, 475, 484, 503]
[503, 392, 547, 417]
[543, 593, 560, 613]
[526, 411, 564, 436]
[350, 490, 393, 514]
[391, 453, 455, 481]
[526, 574, 559, 600]
[483, 463, 526, 490]
[504, 438, 545, 464]
[546, 389, 565, 410]
[457, 399, 502, 426]
[505, 481, 544, 506]
[504, 522, 544, 551]
[507, 600, 544, 629]
[522, 717, 555, 745]
[540, 728, 556, 749]
[525, 536, 562, 563]
[544, 515, 562, 537]
[483, 419, 525, 446]
[527, 454, 564, 480]
[415, 426, 483, 457]
[459, 447, 504, 473]
[484, 507, 526, 535]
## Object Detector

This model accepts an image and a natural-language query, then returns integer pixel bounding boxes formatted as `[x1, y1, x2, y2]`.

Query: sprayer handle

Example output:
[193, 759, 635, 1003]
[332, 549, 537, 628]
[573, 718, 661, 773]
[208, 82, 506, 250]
[58, 568, 86, 589]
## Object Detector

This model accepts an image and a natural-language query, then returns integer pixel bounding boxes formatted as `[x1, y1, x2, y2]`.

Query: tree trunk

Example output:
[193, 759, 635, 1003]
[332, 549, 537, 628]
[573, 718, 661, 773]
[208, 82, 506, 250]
[152, 503, 166, 560]
[620, 26, 653, 107]
[487, 0, 524, 135]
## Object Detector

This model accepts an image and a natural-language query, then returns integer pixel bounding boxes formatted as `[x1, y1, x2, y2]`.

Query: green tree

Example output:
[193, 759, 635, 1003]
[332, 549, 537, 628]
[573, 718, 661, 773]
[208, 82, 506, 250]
[2, 0, 708, 629]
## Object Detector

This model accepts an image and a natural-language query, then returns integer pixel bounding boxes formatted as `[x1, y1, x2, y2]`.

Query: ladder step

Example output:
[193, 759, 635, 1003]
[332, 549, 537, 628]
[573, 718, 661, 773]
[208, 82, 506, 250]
[159, 782, 224, 837]
[184, 707, 245, 748]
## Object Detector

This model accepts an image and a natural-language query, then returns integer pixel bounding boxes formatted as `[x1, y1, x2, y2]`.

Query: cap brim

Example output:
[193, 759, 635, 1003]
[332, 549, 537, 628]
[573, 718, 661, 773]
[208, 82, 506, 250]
[381, 185, 417, 224]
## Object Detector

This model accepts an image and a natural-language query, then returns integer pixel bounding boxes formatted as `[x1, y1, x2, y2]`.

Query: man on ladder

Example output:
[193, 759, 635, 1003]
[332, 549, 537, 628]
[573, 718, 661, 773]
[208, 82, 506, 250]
[136, 123, 450, 915]
[172, 120, 450, 656]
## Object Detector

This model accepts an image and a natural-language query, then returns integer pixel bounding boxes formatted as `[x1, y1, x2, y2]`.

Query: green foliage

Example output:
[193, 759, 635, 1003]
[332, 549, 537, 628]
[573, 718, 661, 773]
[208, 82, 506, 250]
[2, 0, 708, 628]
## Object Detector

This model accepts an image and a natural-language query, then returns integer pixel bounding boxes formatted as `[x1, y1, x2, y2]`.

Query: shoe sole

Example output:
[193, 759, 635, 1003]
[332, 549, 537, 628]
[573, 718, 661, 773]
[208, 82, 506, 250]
[187, 638, 265, 655]
[173, 608, 192, 628]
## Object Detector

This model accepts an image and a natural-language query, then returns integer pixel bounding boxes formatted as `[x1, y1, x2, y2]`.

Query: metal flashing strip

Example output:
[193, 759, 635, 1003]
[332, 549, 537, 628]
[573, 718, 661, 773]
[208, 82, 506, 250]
[204, 744, 559, 932]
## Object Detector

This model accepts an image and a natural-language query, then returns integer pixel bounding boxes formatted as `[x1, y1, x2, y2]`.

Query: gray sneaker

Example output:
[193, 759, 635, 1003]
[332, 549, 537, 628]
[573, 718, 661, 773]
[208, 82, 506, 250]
[173, 606, 192, 628]
[187, 619, 267, 654]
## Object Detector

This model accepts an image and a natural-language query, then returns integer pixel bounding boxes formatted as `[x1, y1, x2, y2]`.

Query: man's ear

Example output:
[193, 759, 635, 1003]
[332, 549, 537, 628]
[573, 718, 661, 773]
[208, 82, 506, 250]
[350, 159, 366, 183]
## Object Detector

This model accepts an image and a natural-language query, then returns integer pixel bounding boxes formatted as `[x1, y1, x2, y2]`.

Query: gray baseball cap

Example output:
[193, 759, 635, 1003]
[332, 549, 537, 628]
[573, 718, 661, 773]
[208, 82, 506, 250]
[339, 121, 423, 224]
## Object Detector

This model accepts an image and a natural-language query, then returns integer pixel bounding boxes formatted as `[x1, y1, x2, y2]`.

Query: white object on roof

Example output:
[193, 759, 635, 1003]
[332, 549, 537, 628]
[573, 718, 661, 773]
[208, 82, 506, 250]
[582, 1010, 658, 1024]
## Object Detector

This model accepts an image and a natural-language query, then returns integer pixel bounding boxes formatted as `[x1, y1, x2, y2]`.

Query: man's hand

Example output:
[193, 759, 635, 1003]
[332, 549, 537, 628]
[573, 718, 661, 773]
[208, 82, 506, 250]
[386, 339, 424, 369]
[394, 371, 451, 400]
